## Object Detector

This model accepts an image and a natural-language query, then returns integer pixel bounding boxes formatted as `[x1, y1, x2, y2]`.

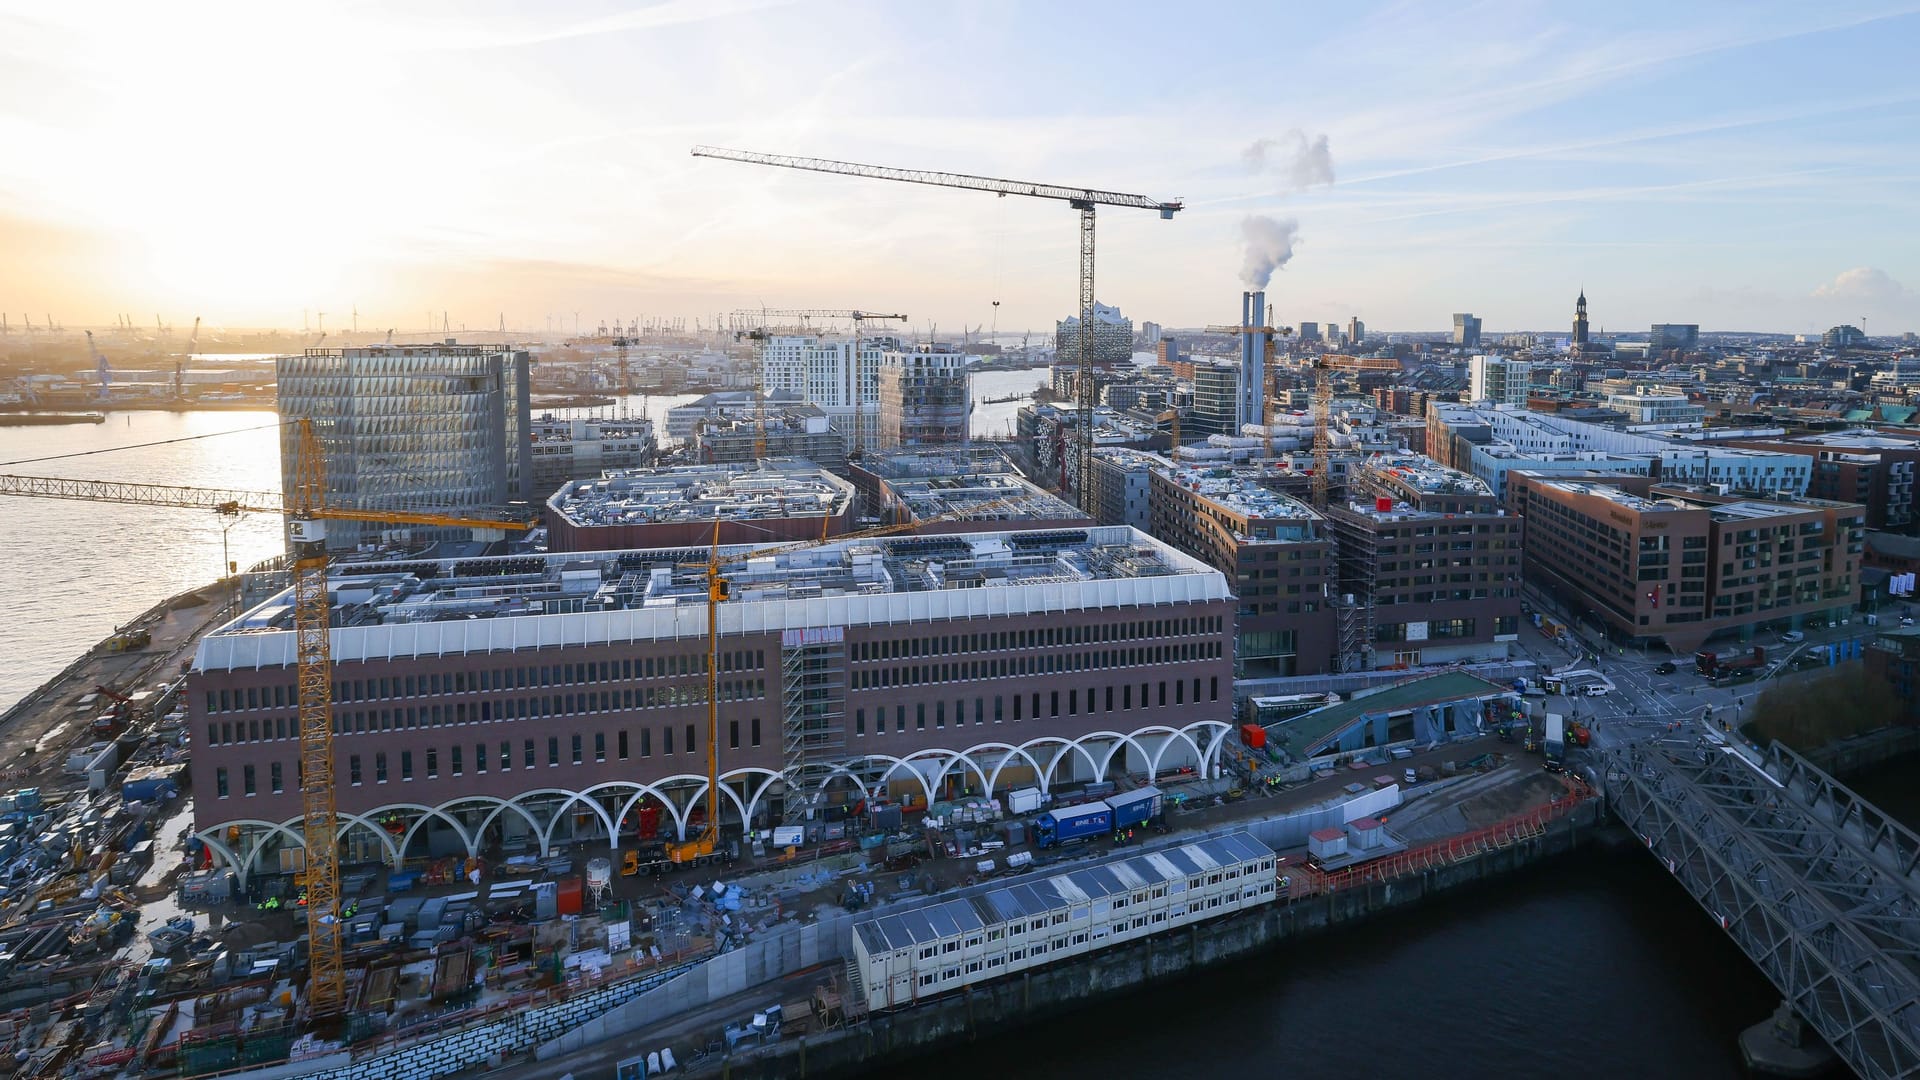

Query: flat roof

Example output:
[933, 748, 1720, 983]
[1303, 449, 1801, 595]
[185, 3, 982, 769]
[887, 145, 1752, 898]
[195, 524, 1231, 669]
[1164, 462, 1322, 523]
[1529, 478, 1667, 512]
[547, 461, 851, 527]
[1270, 671, 1510, 756]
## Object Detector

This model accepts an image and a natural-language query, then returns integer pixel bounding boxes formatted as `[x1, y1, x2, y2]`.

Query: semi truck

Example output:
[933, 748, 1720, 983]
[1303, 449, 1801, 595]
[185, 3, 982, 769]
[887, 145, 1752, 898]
[1105, 786, 1163, 831]
[1034, 803, 1113, 848]
[1543, 714, 1567, 771]
[1695, 646, 1766, 680]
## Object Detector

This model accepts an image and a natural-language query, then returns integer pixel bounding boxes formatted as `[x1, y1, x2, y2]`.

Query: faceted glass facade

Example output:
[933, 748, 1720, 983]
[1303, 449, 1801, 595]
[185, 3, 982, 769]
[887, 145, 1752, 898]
[277, 346, 532, 549]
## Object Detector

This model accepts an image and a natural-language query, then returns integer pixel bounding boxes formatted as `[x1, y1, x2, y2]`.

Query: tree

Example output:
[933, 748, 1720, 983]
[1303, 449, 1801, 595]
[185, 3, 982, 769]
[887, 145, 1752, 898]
[1746, 670, 1901, 751]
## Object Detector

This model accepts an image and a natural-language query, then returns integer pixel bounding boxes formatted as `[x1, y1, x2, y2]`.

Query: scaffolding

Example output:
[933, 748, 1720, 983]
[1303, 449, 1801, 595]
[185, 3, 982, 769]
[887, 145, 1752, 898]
[1326, 504, 1378, 673]
[780, 627, 848, 823]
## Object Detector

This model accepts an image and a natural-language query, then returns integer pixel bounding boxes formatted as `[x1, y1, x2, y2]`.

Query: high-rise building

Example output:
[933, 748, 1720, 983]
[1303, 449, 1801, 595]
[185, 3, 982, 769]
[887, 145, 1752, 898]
[878, 345, 969, 448]
[1054, 302, 1134, 369]
[1347, 317, 1365, 347]
[1155, 337, 1181, 366]
[757, 334, 893, 451]
[1467, 356, 1532, 407]
[1650, 324, 1699, 352]
[1190, 361, 1240, 438]
[1298, 321, 1321, 344]
[1451, 314, 1482, 349]
[1823, 325, 1868, 349]
[1141, 321, 1163, 345]
[275, 344, 531, 551]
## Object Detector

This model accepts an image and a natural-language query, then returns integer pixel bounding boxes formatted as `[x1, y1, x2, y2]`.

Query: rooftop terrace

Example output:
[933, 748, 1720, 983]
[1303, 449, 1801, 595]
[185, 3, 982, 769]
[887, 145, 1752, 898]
[546, 461, 851, 527]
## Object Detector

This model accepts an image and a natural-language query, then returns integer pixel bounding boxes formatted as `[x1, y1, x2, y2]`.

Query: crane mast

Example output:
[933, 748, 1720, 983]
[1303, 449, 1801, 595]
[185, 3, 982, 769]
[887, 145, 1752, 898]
[694, 147, 1181, 499]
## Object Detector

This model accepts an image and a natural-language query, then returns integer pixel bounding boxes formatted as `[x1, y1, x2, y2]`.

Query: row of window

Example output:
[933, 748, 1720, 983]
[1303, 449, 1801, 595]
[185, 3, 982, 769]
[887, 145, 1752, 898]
[848, 617, 1221, 663]
[212, 718, 767, 798]
[853, 642, 1218, 691]
[203, 652, 756, 714]
[851, 676, 1219, 735]
[205, 680, 766, 745]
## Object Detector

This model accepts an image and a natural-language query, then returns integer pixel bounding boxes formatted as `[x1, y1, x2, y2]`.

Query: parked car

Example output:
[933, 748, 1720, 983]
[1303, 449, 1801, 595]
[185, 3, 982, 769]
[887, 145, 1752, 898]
[1654, 660, 1677, 675]
[1583, 683, 1610, 696]
[1781, 631, 1805, 644]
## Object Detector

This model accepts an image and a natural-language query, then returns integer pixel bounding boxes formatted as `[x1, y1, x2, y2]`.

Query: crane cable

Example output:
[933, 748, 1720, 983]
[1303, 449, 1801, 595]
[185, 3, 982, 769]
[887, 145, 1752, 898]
[0, 419, 291, 467]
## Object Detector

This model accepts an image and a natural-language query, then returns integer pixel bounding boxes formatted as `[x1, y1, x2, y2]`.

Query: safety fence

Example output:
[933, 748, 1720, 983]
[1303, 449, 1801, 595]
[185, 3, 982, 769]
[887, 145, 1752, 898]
[1286, 778, 1592, 896]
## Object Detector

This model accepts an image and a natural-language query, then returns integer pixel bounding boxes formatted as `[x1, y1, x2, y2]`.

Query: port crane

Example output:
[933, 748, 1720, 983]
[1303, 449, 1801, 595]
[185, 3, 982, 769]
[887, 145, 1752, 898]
[84, 331, 111, 402]
[0, 418, 532, 1020]
[729, 308, 908, 458]
[177, 317, 201, 400]
[691, 146, 1182, 504]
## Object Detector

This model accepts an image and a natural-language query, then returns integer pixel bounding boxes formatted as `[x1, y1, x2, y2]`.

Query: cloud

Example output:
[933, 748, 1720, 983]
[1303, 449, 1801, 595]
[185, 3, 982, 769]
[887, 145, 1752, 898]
[1241, 131, 1335, 193]
[1239, 215, 1302, 290]
[1811, 267, 1908, 303]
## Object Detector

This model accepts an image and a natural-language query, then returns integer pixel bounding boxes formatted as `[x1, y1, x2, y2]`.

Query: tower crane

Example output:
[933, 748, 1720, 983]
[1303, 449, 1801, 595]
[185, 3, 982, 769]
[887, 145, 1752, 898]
[0, 419, 532, 1020]
[1204, 320, 1295, 460]
[692, 146, 1182, 500]
[667, 494, 1035, 865]
[84, 331, 111, 402]
[728, 308, 908, 457]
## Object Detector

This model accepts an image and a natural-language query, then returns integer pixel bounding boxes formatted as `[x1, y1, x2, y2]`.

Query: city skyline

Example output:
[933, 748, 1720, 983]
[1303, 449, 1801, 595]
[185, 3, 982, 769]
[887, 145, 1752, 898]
[1, 1, 1916, 335]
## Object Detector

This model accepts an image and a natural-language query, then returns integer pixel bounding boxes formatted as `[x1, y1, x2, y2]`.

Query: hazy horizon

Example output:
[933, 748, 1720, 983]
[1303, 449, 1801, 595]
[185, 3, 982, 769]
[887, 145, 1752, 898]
[3, 1, 1917, 337]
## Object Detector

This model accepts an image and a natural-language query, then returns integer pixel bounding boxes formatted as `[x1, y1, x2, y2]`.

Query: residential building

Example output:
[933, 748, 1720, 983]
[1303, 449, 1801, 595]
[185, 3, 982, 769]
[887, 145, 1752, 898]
[1298, 321, 1321, 344]
[544, 461, 854, 552]
[1325, 455, 1522, 670]
[1427, 402, 1810, 500]
[691, 408, 850, 475]
[1155, 338, 1181, 366]
[1719, 430, 1920, 531]
[1145, 461, 1337, 677]
[186, 527, 1236, 880]
[1088, 447, 1157, 531]
[1467, 356, 1531, 407]
[1190, 361, 1240, 438]
[1451, 314, 1482, 349]
[1604, 391, 1706, 425]
[757, 335, 895, 451]
[878, 345, 969, 448]
[853, 447, 1090, 534]
[1507, 472, 1863, 652]
[276, 344, 532, 551]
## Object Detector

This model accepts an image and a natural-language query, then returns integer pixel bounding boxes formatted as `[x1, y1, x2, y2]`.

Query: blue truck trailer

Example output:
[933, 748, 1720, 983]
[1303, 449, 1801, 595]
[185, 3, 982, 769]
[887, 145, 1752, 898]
[1105, 786, 1162, 831]
[1034, 802, 1113, 848]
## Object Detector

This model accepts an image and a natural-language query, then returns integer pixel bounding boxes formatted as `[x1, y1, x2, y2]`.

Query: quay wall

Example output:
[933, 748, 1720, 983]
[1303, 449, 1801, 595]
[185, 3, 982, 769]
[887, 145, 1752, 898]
[708, 800, 1604, 1080]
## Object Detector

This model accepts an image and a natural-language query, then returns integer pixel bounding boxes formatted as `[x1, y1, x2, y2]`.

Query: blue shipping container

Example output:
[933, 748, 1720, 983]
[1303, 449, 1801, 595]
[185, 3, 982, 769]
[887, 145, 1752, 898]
[1105, 787, 1162, 830]
[1035, 803, 1112, 848]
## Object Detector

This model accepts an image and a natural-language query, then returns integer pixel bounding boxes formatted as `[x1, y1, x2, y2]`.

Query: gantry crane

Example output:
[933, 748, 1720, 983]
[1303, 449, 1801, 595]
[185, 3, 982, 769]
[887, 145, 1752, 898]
[667, 495, 1032, 865]
[692, 147, 1182, 501]
[730, 308, 908, 458]
[177, 316, 201, 401]
[0, 418, 531, 1020]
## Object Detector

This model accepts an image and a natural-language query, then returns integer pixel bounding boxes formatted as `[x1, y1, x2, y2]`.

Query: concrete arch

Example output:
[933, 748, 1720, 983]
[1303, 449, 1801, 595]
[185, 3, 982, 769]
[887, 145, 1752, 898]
[976, 743, 1049, 796]
[868, 755, 937, 808]
[443, 796, 546, 853]
[327, 810, 406, 868]
[194, 819, 302, 890]
[190, 830, 247, 888]
[1119, 724, 1208, 776]
[1195, 722, 1233, 778]
[392, 804, 478, 862]
[730, 769, 784, 831]
[1080, 730, 1157, 781]
[1018, 737, 1102, 789]
[613, 784, 690, 845]
[536, 789, 619, 853]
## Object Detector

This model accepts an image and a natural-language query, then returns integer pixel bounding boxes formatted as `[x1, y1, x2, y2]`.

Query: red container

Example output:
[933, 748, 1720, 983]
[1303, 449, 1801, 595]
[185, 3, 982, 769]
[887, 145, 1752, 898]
[557, 877, 584, 916]
[1240, 723, 1267, 749]
[1375, 497, 1393, 512]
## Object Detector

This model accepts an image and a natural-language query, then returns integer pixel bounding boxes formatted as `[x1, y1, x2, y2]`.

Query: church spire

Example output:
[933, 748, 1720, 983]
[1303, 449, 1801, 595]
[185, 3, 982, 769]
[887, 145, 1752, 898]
[1572, 289, 1590, 348]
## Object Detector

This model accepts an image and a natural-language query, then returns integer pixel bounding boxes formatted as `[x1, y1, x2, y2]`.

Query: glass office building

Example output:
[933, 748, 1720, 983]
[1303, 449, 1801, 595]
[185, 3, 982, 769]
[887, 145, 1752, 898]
[276, 345, 532, 550]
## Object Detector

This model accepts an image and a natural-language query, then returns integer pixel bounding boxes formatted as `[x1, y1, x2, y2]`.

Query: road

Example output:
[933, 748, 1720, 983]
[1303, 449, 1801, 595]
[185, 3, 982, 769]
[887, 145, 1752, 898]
[1510, 584, 1876, 753]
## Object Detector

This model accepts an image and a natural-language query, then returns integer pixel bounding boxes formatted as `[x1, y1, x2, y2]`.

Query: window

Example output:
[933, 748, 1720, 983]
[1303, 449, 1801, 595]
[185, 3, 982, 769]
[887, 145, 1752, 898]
[349, 754, 362, 786]
[664, 726, 674, 754]
[548, 736, 560, 766]
[426, 748, 439, 778]
[376, 752, 389, 783]
[571, 734, 583, 765]
[215, 767, 230, 798]
[525, 740, 536, 769]
[451, 746, 463, 776]
[856, 708, 865, 736]
[595, 732, 606, 763]
[501, 741, 512, 771]
[618, 730, 629, 760]
[685, 723, 696, 753]
[401, 751, 414, 781]
[729, 720, 740, 749]
[474, 743, 486, 773]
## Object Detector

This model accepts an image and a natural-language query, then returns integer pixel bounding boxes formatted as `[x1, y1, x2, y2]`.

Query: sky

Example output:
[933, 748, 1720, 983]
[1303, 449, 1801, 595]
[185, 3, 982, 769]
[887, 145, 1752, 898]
[1, 0, 1917, 337]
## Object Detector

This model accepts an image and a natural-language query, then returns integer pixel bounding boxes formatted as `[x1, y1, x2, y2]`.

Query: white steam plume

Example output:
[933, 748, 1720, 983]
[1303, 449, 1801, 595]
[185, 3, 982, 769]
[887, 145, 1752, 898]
[1241, 130, 1334, 192]
[1239, 215, 1301, 290]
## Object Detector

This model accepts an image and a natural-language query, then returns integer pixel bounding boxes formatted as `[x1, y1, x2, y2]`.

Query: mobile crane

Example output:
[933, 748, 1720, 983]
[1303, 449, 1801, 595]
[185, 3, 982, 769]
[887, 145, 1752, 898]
[0, 418, 532, 1020]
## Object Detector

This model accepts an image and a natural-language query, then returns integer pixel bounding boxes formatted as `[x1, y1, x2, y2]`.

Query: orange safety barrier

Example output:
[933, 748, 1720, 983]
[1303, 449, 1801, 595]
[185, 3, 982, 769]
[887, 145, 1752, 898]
[1288, 776, 1591, 897]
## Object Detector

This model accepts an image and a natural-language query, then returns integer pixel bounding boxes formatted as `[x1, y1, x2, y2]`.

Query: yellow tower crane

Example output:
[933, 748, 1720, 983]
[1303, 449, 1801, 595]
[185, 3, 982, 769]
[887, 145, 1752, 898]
[695, 147, 1182, 502]
[0, 418, 532, 1020]
[666, 495, 1034, 866]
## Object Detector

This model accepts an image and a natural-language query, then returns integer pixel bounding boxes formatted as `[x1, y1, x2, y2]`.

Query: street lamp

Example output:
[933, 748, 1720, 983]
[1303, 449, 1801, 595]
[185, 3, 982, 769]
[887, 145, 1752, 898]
[218, 505, 245, 611]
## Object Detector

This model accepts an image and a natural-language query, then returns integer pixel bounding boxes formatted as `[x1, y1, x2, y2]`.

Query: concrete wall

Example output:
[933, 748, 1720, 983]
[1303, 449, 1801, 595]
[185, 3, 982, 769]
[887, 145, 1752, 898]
[715, 800, 1603, 1080]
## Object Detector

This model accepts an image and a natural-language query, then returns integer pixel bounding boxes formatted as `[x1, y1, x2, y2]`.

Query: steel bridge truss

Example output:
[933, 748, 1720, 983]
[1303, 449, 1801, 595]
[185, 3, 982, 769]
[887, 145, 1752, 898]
[1607, 738, 1920, 1079]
